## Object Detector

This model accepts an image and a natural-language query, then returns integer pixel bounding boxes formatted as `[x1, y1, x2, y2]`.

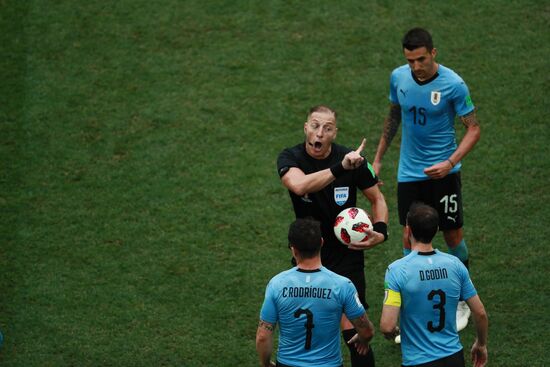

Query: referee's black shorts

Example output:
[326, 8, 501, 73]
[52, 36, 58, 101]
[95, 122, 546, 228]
[398, 173, 463, 230]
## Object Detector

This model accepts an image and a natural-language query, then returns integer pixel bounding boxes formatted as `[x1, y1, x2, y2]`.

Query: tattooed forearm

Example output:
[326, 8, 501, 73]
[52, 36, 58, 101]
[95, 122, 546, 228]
[460, 111, 480, 128]
[352, 314, 371, 328]
[258, 320, 274, 332]
[383, 104, 402, 145]
[350, 313, 374, 341]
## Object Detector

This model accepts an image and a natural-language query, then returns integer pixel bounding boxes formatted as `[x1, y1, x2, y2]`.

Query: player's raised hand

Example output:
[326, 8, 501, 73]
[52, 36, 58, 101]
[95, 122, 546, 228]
[342, 138, 366, 170]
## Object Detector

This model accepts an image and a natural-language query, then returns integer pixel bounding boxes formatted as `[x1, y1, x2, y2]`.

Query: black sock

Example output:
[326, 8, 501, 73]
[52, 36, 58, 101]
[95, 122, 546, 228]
[342, 329, 375, 367]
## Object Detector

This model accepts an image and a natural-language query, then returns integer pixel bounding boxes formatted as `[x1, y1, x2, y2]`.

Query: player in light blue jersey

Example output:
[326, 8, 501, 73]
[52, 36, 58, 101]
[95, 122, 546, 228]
[389, 63, 473, 183]
[373, 28, 481, 331]
[256, 218, 375, 367]
[380, 203, 488, 367]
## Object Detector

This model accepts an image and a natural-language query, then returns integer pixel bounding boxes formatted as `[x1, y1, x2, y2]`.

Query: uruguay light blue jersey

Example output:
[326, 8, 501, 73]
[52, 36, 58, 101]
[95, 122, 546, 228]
[389, 64, 475, 182]
[385, 250, 477, 366]
[260, 266, 365, 367]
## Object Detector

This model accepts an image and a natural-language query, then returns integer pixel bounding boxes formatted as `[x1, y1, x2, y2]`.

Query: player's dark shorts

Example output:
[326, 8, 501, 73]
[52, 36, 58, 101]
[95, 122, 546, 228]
[403, 349, 464, 367]
[398, 173, 463, 230]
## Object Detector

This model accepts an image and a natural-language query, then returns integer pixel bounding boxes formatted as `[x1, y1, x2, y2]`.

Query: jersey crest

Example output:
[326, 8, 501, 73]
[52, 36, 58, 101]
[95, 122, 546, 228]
[334, 187, 349, 206]
[431, 91, 441, 106]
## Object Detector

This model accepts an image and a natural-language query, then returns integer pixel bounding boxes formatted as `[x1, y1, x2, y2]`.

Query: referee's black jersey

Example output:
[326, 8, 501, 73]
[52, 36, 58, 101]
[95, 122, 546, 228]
[277, 143, 378, 273]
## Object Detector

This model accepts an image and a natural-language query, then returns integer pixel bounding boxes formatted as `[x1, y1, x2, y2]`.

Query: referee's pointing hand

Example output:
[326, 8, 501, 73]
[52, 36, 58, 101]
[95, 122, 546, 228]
[342, 138, 366, 170]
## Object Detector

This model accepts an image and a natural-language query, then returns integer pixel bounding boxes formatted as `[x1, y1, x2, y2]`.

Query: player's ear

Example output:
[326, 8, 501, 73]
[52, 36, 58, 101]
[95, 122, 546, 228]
[289, 245, 297, 259]
[320, 237, 324, 248]
[405, 225, 415, 244]
[404, 225, 411, 238]
[431, 47, 437, 58]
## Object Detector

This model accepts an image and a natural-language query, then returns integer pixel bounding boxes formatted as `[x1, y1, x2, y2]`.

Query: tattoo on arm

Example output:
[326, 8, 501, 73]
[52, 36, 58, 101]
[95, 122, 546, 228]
[460, 111, 480, 128]
[351, 314, 371, 329]
[350, 313, 374, 342]
[383, 104, 402, 145]
[258, 320, 274, 332]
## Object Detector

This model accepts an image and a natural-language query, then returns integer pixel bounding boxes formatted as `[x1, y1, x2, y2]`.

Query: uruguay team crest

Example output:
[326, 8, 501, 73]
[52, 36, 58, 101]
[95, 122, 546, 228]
[431, 91, 441, 105]
[334, 187, 349, 206]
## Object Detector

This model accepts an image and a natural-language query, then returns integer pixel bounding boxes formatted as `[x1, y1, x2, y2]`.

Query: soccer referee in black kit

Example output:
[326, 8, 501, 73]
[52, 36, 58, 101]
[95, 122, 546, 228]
[277, 105, 389, 367]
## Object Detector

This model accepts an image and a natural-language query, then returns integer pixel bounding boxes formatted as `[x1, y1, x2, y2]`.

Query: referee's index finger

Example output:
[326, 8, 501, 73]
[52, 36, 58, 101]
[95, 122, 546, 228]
[355, 138, 366, 154]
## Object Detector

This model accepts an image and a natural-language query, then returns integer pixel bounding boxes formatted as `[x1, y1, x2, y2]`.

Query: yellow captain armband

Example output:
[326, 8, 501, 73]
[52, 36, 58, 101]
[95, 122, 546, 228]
[384, 289, 402, 307]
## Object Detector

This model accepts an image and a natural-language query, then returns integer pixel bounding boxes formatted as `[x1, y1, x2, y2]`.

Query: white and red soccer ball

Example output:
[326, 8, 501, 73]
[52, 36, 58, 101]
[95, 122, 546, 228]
[333, 207, 372, 245]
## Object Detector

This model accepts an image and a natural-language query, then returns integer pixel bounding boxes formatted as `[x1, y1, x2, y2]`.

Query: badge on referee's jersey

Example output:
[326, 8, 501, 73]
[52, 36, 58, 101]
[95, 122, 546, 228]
[334, 187, 349, 206]
[431, 91, 441, 106]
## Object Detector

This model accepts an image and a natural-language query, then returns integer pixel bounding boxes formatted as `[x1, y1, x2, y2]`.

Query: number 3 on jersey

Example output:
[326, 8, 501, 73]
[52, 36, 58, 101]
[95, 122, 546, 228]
[427, 289, 446, 332]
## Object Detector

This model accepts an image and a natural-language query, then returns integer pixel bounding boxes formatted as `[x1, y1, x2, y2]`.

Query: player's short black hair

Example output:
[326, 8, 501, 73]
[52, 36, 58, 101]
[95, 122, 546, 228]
[406, 203, 439, 244]
[402, 27, 433, 52]
[288, 218, 322, 259]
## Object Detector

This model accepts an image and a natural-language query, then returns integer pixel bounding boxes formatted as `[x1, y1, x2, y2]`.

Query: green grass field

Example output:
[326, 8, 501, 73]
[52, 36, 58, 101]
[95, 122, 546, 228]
[1, 1, 549, 366]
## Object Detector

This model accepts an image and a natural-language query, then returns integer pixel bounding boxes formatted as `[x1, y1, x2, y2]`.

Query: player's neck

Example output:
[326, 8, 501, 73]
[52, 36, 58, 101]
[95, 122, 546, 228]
[419, 63, 439, 82]
[296, 257, 322, 270]
[411, 242, 434, 252]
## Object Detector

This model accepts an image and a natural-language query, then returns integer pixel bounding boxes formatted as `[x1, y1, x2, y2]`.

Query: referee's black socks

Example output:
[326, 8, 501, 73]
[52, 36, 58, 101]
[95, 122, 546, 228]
[342, 328, 375, 367]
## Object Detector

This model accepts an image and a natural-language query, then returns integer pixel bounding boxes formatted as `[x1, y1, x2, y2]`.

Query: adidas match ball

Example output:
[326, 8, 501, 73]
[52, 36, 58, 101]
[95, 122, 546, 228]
[333, 207, 372, 245]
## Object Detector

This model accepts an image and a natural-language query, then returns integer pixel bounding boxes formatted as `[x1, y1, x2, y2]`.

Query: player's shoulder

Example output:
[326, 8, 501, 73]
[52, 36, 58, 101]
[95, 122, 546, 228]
[391, 64, 411, 79]
[320, 266, 345, 280]
[392, 64, 410, 74]
[388, 250, 440, 273]
[269, 267, 297, 285]
[320, 266, 354, 286]
[434, 250, 467, 270]
[384, 255, 415, 287]
[277, 144, 306, 173]
[438, 64, 467, 85]
[387, 257, 403, 270]
[280, 143, 305, 156]
[387, 253, 414, 272]
[434, 249, 460, 262]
